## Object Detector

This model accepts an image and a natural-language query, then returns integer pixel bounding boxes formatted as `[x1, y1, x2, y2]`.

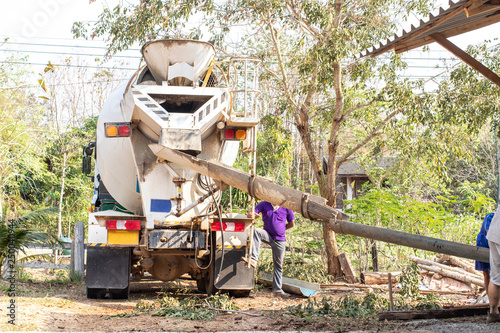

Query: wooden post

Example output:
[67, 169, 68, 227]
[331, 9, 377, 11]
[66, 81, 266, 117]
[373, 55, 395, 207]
[371, 240, 378, 271]
[72, 222, 85, 280]
[338, 253, 358, 283]
[388, 272, 394, 312]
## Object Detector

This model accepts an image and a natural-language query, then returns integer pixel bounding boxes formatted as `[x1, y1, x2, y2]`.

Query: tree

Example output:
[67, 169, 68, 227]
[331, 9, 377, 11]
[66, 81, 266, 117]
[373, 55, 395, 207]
[73, 0, 445, 277]
[0, 57, 49, 222]
[0, 210, 58, 278]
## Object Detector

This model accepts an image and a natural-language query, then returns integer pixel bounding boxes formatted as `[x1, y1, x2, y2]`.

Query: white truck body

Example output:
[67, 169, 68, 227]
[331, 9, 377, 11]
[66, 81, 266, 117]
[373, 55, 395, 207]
[84, 40, 260, 298]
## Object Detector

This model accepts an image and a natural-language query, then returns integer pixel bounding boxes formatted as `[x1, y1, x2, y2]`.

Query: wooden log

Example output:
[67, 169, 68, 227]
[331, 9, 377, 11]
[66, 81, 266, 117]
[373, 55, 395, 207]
[411, 256, 482, 280]
[417, 263, 484, 287]
[447, 256, 477, 275]
[338, 253, 358, 283]
[436, 253, 450, 263]
[379, 304, 493, 321]
[360, 271, 401, 285]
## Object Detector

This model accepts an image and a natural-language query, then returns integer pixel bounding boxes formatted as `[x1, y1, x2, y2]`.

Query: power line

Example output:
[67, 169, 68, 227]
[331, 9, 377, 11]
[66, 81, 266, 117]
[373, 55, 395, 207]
[1, 41, 141, 52]
[0, 77, 130, 90]
[0, 48, 141, 60]
[0, 60, 137, 71]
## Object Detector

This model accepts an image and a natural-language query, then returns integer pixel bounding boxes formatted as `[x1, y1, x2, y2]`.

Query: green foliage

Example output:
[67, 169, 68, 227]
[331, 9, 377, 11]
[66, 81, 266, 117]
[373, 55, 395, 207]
[0, 212, 59, 278]
[345, 185, 485, 245]
[288, 290, 439, 319]
[256, 114, 293, 185]
[434, 41, 500, 133]
[152, 293, 239, 320]
[399, 262, 420, 300]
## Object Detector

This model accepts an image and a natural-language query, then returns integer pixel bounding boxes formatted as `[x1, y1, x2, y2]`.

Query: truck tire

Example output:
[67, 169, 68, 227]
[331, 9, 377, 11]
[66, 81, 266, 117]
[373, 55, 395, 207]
[196, 278, 207, 292]
[206, 259, 219, 296]
[206, 235, 219, 296]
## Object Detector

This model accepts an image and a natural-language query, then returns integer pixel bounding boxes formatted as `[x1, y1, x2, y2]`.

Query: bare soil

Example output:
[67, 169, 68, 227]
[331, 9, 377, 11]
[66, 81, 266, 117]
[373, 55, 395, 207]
[0, 268, 493, 332]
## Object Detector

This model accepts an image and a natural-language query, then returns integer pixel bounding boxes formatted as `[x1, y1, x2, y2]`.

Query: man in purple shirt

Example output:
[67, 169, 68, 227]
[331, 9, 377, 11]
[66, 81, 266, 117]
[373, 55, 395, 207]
[246, 201, 295, 297]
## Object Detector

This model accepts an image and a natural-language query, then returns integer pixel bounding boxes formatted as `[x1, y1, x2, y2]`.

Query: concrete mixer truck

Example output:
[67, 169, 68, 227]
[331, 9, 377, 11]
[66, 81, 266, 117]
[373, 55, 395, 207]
[82, 39, 491, 300]
[82, 40, 262, 298]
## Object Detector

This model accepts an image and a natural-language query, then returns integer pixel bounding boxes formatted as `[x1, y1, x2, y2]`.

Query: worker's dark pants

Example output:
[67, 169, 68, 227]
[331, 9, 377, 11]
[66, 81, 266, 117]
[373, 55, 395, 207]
[251, 228, 286, 292]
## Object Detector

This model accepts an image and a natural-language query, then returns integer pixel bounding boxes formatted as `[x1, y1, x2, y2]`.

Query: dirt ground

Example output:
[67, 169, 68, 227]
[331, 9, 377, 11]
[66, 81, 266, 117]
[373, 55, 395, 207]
[0, 268, 496, 332]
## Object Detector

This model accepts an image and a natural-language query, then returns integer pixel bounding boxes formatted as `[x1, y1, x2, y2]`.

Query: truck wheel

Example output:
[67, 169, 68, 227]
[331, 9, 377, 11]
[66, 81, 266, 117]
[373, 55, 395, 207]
[87, 287, 107, 299]
[205, 246, 219, 296]
[206, 264, 219, 295]
[196, 278, 207, 292]
[229, 290, 251, 298]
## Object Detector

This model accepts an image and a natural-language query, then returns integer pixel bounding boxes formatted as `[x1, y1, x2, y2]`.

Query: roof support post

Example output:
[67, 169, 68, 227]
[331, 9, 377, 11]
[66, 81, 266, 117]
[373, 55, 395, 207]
[430, 32, 500, 88]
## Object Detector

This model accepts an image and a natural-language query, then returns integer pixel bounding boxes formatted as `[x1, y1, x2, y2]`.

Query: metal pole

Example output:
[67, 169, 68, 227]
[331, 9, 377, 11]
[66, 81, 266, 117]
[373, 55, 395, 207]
[150, 144, 490, 263]
[329, 219, 489, 263]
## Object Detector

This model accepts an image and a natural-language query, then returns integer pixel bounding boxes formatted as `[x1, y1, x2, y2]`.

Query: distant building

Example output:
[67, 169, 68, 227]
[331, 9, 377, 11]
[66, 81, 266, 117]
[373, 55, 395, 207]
[335, 157, 394, 210]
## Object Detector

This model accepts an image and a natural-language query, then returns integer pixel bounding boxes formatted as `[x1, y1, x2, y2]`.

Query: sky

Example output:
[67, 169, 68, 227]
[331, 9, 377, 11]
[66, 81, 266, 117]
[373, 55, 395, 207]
[1, 0, 499, 87]
[0, 0, 140, 73]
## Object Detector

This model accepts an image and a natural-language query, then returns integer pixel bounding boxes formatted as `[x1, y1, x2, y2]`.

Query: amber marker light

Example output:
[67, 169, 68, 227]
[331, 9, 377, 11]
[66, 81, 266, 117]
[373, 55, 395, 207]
[235, 129, 246, 140]
[106, 125, 118, 137]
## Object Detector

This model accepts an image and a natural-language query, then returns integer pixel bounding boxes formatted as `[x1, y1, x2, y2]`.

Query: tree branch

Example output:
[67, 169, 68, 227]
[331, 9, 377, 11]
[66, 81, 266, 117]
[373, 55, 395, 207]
[338, 107, 403, 166]
[286, 0, 326, 42]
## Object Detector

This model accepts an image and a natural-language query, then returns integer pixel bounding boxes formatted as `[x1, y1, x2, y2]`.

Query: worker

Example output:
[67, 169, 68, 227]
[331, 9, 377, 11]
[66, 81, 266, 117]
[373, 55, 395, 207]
[244, 201, 295, 298]
[487, 206, 500, 323]
[476, 212, 494, 300]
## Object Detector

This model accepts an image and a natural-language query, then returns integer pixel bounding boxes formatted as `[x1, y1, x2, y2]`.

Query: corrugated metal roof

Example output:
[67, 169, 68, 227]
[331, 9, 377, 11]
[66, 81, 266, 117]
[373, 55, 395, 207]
[360, 0, 500, 58]
[337, 157, 395, 177]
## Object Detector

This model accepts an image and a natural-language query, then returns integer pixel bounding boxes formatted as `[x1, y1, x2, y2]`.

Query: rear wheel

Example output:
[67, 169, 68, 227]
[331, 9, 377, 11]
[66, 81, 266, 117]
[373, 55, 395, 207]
[196, 278, 207, 293]
[205, 258, 219, 296]
[206, 234, 219, 296]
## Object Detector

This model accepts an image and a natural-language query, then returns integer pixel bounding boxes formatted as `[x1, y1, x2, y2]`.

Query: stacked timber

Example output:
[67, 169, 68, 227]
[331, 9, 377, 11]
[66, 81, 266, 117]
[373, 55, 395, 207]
[411, 255, 484, 291]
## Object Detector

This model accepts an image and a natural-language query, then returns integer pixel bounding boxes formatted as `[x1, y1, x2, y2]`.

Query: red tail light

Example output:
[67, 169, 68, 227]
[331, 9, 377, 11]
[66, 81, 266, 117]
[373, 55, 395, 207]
[211, 222, 246, 232]
[106, 220, 141, 230]
[222, 127, 246, 141]
[118, 125, 131, 136]
[105, 122, 132, 137]
[224, 129, 235, 139]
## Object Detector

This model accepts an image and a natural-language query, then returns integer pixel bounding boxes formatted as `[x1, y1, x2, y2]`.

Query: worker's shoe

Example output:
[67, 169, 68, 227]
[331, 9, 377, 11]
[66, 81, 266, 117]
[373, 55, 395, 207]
[273, 291, 291, 298]
[487, 313, 500, 324]
[241, 256, 257, 268]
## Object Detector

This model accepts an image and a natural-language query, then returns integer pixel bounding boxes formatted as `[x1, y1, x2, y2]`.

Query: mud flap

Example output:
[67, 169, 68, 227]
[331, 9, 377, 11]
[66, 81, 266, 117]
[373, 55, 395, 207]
[214, 247, 255, 290]
[86, 246, 131, 290]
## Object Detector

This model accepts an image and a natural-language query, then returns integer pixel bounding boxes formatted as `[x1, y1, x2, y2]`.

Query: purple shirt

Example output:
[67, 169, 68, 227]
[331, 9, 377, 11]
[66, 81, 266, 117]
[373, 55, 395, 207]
[255, 201, 294, 241]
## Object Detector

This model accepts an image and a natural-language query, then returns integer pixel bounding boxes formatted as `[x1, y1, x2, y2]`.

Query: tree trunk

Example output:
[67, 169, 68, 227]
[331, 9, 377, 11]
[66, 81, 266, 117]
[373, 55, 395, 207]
[322, 222, 342, 276]
[57, 152, 67, 238]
